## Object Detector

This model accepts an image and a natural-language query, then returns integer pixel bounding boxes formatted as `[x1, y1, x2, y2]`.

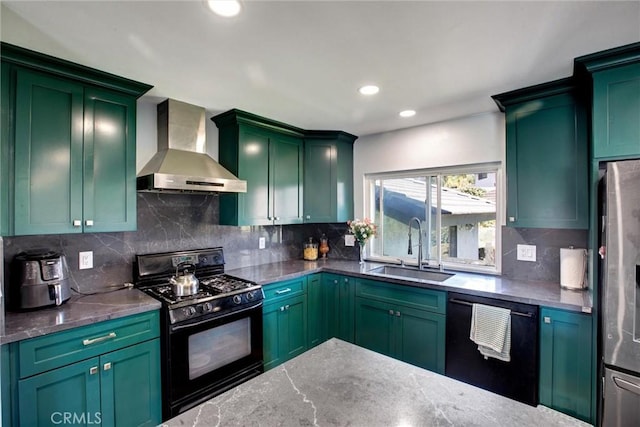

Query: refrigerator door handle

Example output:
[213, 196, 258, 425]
[613, 375, 640, 396]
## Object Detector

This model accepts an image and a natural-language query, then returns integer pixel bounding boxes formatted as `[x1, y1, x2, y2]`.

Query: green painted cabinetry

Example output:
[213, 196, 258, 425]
[13, 311, 161, 427]
[325, 274, 355, 343]
[307, 273, 326, 348]
[539, 307, 592, 423]
[262, 278, 308, 370]
[303, 131, 357, 223]
[575, 42, 640, 160]
[212, 110, 304, 226]
[354, 278, 446, 373]
[1, 43, 151, 236]
[493, 79, 588, 229]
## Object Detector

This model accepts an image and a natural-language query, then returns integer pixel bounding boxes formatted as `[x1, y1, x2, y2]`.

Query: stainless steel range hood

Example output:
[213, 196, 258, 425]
[137, 99, 247, 193]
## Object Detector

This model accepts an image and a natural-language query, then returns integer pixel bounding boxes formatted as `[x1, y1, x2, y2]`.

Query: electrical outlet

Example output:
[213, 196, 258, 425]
[516, 244, 536, 262]
[259, 237, 266, 249]
[79, 251, 93, 269]
[345, 235, 355, 247]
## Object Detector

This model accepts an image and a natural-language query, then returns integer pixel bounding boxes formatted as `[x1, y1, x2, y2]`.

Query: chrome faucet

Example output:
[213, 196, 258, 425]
[407, 217, 424, 270]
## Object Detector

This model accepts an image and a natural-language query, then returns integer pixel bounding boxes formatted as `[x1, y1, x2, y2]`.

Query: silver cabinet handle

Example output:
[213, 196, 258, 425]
[333, 280, 338, 284]
[508, 217, 515, 222]
[280, 306, 285, 312]
[275, 288, 292, 295]
[275, 216, 280, 221]
[305, 215, 311, 220]
[103, 362, 112, 371]
[344, 278, 349, 283]
[543, 316, 551, 324]
[83, 332, 116, 346]
[90, 366, 98, 375]
[85, 219, 94, 227]
[73, 219, 82, 227]
[389, 310, 394, 315]
[395, 311, 401, 317]
[285, 304, 290, 310]
[613, 376, 640, 396]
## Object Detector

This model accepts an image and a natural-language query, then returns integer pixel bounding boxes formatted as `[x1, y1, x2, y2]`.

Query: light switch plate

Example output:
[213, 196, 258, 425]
[344, 235, 355, 247]
[516, 244, 536, 262]
[259, 237, 266, 249]
[79, 251, 93, 269]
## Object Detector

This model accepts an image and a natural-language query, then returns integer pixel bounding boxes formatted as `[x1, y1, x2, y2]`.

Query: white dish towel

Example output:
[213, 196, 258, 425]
[469, 303, 511, 362]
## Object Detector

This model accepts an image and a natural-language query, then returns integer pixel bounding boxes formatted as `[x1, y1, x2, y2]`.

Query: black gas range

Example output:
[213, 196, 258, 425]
[134, 247, 264, 420]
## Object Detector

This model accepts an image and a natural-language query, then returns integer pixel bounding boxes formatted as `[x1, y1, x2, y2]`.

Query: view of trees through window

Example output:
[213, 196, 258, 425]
[369, 168, 498, 272]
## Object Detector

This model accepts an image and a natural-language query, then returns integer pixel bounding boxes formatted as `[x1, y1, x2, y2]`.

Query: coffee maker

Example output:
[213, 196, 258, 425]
[13, 250, 71, 309]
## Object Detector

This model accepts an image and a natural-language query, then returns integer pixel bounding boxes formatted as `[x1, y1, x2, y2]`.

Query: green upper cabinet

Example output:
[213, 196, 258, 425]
[493, 79, 588, 229]
[1, 43, 151, 236]
[213, 109, 304, 226]
[575, 43, 640, 160]
[303, 131, 357, 223]
[539, 307, 592, 423]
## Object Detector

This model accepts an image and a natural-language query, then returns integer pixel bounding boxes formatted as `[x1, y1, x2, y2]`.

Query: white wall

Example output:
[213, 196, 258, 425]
[353, 111, 505, 219]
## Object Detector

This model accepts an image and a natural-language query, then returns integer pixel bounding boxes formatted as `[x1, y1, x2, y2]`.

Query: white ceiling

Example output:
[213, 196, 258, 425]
[1, 1, 639, 137]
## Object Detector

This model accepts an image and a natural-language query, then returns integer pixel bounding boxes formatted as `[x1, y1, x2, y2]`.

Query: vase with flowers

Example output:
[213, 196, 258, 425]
[347, 218, 377, 264]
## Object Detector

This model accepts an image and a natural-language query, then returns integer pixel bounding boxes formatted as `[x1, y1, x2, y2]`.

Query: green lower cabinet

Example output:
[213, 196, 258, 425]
[307, 273, 327, 348]
[355, 297, 445, 373]
[263, 294, 308, 371]
[539, 307, 592, 423]
[326, 274, 355, 343]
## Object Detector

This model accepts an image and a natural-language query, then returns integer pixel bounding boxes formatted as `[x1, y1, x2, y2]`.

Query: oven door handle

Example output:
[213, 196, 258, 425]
[170, 302, 263, 332]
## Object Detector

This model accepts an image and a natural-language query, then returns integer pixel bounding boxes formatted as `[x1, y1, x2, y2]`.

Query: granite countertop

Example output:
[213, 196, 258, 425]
[227, 259, 592, 313]
[163, 338, 591, 427]
[0, 288, 160, 345]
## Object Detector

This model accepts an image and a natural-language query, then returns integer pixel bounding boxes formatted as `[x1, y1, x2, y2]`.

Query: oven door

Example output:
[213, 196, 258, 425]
[168, 302, 263, 414]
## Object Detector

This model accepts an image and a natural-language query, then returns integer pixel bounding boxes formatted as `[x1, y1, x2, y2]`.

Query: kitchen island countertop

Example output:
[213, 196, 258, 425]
[0, 288, 160, 344]
[163, 338, 591, 427]
[227, 259, 592, 313]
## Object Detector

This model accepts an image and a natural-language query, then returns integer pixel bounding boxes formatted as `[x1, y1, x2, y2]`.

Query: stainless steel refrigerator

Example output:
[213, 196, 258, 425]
[601, 160, 640, 426]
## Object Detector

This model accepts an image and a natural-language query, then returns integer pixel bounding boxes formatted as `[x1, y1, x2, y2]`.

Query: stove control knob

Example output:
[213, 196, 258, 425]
[203, 302, 213, 312]
[183, 306, 196, 317]
[233, 295, 242, 304]
[246, 291, 255, 301]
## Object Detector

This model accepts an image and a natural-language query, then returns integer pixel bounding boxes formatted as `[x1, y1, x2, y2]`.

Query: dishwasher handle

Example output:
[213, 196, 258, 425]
[449, 298, 534, 318]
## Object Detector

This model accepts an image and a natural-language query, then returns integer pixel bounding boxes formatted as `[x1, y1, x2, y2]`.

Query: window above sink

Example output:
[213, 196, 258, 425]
[363, 163, 502, 275]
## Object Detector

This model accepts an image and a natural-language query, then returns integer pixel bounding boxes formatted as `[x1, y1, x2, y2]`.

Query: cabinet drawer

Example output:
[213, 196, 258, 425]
[356, 278, 446, 314]
[263, 277, 307, 303]
[18, 311, 159, 378]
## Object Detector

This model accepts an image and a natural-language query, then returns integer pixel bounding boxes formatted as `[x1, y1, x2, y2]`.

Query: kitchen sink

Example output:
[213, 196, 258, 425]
[367, 265, 454, 282]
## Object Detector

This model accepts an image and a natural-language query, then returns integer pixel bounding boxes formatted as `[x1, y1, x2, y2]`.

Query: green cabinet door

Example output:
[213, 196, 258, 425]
[1, 62, 11, 235]
[271, 132, 303, 225]
[397, 306, 445, 373]
[14, 68, 85, 235]
[505, 92, 588, 229]
[236, 126, 271, 226]
[263, 294, 307, 371]
[592, 62, 640, 159]
[539, 307, 592, 423]
[325, 274, 355, 343]
[18, 357, 102, 426]
[303, 139, 336, 223]
[83, 87, 137, 232]
[354, 297, 395, 358]
[303, 132, 356, 223]
[100, 339, 161, 427]
[307, 274, 327, 348]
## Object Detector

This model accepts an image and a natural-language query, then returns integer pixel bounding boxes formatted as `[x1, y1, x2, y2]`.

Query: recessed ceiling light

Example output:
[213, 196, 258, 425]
[358, 85, 380, 96]
[399, 110, 416, 118]
[207, 0, 242, 17]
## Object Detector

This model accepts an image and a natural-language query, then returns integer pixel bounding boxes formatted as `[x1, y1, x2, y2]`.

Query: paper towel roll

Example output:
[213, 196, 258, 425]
[560, 247, 587, 290]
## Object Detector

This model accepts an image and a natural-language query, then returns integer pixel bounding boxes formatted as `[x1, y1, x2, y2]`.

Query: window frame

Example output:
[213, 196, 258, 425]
[363, 162, 502, 275]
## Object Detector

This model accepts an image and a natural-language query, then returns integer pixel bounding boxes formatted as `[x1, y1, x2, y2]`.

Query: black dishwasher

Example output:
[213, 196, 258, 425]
[445, 292, 539, 406]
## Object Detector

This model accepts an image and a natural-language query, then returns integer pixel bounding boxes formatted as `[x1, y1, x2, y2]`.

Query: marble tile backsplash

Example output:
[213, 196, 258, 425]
[501, 226, 588, 283]
[3, 193, 358, 293]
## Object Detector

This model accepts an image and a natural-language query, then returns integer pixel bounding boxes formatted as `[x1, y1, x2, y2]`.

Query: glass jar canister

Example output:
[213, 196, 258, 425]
[319, 234, 329, 258]
[303, 237, 318, 260]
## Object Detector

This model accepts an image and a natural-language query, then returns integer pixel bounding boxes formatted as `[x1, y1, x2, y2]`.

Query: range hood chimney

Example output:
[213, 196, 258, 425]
[137, 99, 247, 193]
